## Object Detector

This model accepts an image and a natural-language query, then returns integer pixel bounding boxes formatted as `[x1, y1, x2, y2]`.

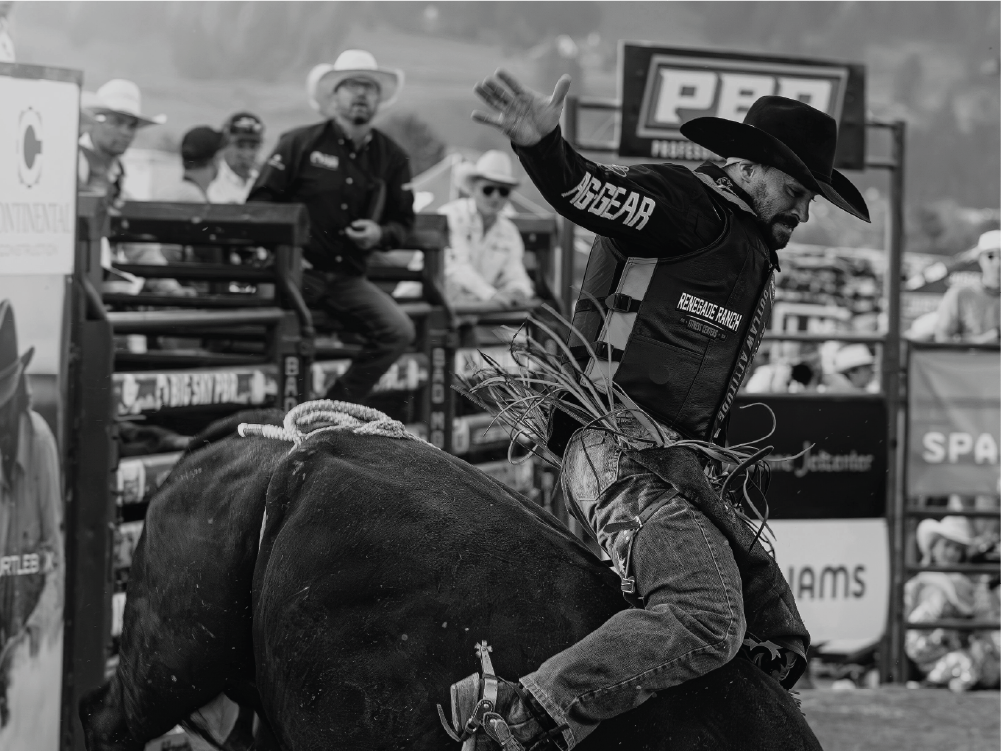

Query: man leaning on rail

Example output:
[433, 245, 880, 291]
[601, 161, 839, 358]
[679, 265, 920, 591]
[249, 50, 416, 403]
[441, 71, 871, 750]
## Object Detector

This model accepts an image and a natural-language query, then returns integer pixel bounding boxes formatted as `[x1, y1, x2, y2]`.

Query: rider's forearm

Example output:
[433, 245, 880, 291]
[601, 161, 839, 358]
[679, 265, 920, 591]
[512, 127, 693, 255]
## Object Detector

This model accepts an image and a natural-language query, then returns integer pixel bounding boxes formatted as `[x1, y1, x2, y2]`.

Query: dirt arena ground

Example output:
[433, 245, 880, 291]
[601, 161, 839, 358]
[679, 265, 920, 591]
[802, 688, 1000, 751]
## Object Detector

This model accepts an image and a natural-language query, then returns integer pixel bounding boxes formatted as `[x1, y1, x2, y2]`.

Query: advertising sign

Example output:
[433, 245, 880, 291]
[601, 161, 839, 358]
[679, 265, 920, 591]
[728, 394, 890, 653]
[728, 394, 887, 519]
[907, 348, 1000, 496]
[770, 519, 889, 654]
[618, 44, 866, 169]
[0, 63, 79, 751]
[0, 67, 80, 275]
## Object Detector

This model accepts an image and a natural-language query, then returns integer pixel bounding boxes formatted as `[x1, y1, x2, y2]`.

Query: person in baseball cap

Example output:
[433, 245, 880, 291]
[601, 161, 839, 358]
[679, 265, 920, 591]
[159, 126, 224, 203]
[209, 112, 266, 204]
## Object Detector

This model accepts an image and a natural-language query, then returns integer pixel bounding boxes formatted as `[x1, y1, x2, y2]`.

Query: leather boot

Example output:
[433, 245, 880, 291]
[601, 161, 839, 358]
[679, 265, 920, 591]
[444, 673, 565, 750]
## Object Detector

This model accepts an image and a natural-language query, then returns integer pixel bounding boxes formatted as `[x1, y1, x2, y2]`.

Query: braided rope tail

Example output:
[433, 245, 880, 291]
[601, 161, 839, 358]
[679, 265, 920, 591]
[238, 399, 431, 446]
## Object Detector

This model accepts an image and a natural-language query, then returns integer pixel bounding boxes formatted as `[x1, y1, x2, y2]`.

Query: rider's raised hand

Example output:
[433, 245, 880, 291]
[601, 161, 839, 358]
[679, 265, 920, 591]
[472, 70, 571, 147]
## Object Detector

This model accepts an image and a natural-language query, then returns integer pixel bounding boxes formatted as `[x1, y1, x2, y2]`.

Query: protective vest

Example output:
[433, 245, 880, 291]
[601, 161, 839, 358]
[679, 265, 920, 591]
[562, 183, 777, 446]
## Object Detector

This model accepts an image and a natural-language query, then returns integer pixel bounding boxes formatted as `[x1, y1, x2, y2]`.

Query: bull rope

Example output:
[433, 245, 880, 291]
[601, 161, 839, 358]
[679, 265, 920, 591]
[237, 399, 432, 447]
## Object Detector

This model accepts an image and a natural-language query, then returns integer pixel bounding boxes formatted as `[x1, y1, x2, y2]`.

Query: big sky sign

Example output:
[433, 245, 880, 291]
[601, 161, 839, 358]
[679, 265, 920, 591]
[618, 44, 866, 170]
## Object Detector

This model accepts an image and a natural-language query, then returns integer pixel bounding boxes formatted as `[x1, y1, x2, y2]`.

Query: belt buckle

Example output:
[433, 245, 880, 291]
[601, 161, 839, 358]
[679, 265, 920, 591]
[620, 576, 636, 595]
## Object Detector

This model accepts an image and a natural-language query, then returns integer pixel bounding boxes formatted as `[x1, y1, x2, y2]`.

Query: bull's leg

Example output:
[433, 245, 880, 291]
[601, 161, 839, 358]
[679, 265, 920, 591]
[79, 673, 140, 751]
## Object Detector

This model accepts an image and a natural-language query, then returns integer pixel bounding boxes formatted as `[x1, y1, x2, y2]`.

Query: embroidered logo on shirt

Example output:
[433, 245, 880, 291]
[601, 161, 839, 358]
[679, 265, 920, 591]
[310, 151, 340, 170]
[266, 153, 285, 171]
[561, 171, 655, 230]
[677, 292, 743, 332]
[603, 164, 630, 177]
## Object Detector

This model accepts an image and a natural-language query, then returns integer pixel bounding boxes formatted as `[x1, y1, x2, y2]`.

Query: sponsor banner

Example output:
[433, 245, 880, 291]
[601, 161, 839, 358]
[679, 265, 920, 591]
[907, 348, 1000, 495]
[728, 395, 887, 518]
[310, 352, 428, 398]
[618, 44, 865, 169]
[0, 69, 80, 275]
[113, 368, 278, 416]
[771, 518, 889, 654]
[115, 452, 183, 506]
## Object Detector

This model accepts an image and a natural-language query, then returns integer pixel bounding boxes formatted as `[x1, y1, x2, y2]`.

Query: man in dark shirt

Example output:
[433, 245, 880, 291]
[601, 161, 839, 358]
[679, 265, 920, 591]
[249, 50, 416, 403]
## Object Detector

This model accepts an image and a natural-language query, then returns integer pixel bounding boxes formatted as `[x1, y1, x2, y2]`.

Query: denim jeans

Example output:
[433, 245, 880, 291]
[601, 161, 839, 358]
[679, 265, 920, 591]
[302, 269, 416, 402]
[520, 428, 746, 749]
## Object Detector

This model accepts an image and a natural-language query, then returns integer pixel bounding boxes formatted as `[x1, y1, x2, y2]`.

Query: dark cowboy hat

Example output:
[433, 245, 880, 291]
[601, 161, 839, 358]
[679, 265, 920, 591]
[0, 300, 34, 407]
[680, 96, 869, 222]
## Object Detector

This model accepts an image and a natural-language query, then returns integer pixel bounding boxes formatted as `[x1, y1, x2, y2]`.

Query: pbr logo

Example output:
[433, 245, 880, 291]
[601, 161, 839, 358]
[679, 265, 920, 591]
[618, 45, 863, 165]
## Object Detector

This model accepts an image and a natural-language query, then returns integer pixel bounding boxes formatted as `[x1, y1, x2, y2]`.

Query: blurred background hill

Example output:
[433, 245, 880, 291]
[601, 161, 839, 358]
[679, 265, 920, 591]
[11, 1, 999, 254]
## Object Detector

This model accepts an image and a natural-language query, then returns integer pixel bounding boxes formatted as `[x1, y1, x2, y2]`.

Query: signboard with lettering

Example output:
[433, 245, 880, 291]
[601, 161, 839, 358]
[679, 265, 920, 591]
[907, 347, 1000, 496]
[728, 394, 887, 519]
[0, 62, 80, 751]
[728, 394, 889, 652]
[0, 65, 80, 274]
[618, 44, 866, 169]
[770, 518, 889, 654]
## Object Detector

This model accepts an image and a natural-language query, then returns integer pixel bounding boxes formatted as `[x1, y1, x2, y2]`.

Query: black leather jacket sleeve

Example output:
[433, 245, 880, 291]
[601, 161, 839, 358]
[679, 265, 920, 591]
[513, 126, 725, 257]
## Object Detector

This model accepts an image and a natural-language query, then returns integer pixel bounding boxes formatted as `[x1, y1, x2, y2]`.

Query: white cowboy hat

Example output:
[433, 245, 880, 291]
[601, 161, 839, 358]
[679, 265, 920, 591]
[82, 79, 166, 127]
[833, 343, 875, 373]
[458, 150, 520, 195]
[975, 229, 1001, 255]
[916, 516, 974, 557]
[307, 50, 403, 111]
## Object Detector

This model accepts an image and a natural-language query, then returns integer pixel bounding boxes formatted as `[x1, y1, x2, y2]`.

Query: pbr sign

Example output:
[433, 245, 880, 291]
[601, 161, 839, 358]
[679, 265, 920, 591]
[618, 44, 866, 169]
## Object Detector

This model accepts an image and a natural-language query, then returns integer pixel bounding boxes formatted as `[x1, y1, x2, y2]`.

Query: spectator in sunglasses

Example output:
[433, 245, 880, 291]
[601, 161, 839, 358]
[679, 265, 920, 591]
[439, 150, 535, 307]
[935, 229, 1000, 343]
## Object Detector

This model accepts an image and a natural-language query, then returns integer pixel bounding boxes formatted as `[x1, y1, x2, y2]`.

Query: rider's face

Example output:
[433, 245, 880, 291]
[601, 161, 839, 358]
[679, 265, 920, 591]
[746, 167, 815, 251]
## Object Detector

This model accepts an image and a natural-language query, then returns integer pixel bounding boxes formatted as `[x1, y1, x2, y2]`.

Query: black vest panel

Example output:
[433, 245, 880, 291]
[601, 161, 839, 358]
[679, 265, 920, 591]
[565, 187, 775, 445]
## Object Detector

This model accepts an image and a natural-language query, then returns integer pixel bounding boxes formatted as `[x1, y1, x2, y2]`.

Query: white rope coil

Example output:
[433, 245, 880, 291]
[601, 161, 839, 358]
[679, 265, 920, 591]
[238, 399, 432, 447]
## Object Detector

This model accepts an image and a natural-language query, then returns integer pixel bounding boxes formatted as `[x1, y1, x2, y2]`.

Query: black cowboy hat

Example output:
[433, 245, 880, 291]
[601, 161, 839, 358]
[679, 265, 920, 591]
[0, 301, 33, 407]
[680, 96, 870, 222]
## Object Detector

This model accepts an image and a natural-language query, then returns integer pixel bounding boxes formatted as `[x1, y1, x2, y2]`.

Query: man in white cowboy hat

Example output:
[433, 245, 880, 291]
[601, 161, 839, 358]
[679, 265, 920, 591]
[440, 150, 535, 307]
[79, 80, 192, 297]
[441, 71, 871, 751]
[79, 79, 166, 202]
[249, 49, 417, 403]
[0, 300, 63, 701]
[934, 229, 1000, 344]
[825, 343, 878, 393]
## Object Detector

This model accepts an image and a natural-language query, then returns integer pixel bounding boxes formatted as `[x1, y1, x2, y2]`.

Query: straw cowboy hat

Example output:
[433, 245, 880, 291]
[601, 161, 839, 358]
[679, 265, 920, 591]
[975, 229, 1000, 256]
[833, 343, 874, 374]
[81, 79, 166, 127]
[456, 150, 520, 195]
[916, 516, 974, 558]
[0, 300, 33, 407]
[680, 95, 869, 222]
[307, 50, 404, 111]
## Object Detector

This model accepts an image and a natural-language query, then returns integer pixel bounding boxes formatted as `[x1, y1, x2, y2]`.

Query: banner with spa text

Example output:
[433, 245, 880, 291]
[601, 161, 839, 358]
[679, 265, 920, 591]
[0, 62, 80, 751]
[907, 347, 1001, 496]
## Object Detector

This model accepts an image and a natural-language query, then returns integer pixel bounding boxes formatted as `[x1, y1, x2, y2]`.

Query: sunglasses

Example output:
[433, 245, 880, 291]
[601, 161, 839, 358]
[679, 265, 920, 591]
[480, 185, 511, 198]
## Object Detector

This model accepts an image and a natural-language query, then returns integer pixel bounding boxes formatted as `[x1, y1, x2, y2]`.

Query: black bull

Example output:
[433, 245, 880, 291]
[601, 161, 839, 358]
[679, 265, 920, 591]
[81, 410, 822, 750]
